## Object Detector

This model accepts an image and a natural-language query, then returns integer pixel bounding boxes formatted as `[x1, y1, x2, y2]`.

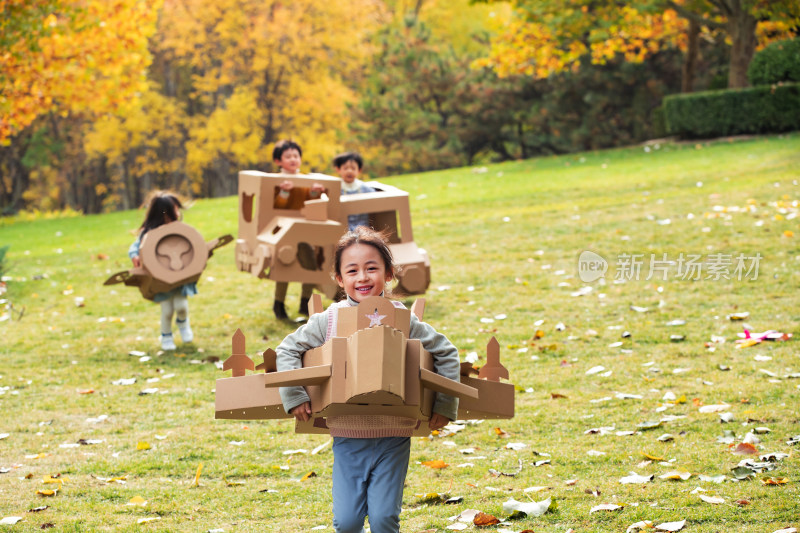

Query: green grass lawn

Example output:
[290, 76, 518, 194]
[1, 133, 799, 532]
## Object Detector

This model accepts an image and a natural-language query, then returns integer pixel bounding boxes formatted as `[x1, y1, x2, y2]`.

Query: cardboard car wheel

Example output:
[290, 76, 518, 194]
[277, 244, 296, 265]
[139, 221, 208, 285]
[399, 264, 426, 294]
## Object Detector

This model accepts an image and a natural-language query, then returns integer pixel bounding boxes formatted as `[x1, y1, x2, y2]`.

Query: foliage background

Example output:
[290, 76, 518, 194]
[1, 0, 798, 215]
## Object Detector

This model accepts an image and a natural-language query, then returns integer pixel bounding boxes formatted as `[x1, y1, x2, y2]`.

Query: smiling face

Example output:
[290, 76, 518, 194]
[275, 148, 302, 174]
[335, 243, 393, 302]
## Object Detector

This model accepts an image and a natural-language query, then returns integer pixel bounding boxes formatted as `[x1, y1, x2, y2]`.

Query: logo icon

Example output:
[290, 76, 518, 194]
[578, 250, 608, 283]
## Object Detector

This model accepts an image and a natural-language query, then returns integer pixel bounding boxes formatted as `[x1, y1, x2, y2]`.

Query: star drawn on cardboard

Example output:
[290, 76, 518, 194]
[366, 309, 386, 327]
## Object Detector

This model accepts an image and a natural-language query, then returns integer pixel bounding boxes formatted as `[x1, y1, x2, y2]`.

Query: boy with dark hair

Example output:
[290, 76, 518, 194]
[333, 151, 375, 230]
[270, 139, 322, 320]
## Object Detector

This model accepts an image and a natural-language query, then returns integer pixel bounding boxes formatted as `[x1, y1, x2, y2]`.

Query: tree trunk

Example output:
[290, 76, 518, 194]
[727, 2, 757, 88]
[682, 19, 700, 92]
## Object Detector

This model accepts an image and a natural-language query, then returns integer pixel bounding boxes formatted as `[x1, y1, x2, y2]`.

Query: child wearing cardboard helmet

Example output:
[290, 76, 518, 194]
[129, 191, 196, 351]
[275, 226, 460, 532]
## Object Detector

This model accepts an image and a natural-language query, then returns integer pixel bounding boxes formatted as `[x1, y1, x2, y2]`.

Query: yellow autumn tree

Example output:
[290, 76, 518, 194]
[478, 0, 800, 88]
[84, 82, 188, 211]
[151, 0, 381, 194]
[0, 0, 162, 144]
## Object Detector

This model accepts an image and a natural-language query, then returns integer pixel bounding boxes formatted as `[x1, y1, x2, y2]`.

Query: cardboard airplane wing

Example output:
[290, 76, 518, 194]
[215, 296, 515, 435]
[104, 221, 232, 301]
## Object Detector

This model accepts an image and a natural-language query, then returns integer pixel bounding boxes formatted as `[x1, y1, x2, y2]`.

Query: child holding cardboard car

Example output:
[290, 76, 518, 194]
[333, 151, 375, 230]
[276, 226, 460, 533]
[129, 191, 196, 351]
[270, 139, 324, 320]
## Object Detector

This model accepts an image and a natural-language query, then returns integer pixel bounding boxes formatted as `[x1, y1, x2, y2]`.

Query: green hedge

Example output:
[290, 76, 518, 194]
[663, 83, 800, 139]
[748, 38, 800, 86]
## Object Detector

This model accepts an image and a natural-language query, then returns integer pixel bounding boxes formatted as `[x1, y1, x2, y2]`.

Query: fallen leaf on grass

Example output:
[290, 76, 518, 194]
[620, 472, 653, 484]
[626, 520, 654, 532]
[136, 442, 151, 451]
[761, 477, 788, 485]
[760, 452, 789, 462]
[590, 503, 623, 513]
[494, 427, 509, 438]
[734, 499, 750, 506]
[126, 496, 147, 506]
[698, 494, 724, 504]
[193, 463, 203, 487]
[698, 404, 729, 413]
[502, 497, 551, 517]
[655, 519, 686, 531]
[642, 452, 664, 461]
[659, 471, 691, 481]
[474, 512, 500, 526]
[300, 471, 317, 482]
[732, 443, 759, 455]
[36, 489, 57, 497]
[698, 474, 725, 483]
[421, 460, 448, 469]
[730, 466, 757, 480]
[637, 421, 663, 430]
[27, 506, 48, 512]
[415, 492, 449, 503]
[137, 517, 160, 524]
[772, 528, 797, 533]
[0, 517, 23, 525]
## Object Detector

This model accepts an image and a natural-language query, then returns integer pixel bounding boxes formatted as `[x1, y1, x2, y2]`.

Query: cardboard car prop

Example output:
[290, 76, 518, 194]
[104, 221, 232, 301]
[215, 295, 515, 436]
[235, 171, 430, 298]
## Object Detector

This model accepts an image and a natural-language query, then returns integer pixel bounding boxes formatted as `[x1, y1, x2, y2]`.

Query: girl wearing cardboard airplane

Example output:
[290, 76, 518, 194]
[276, 226, 460, 533]
[129, 191, 196, 351]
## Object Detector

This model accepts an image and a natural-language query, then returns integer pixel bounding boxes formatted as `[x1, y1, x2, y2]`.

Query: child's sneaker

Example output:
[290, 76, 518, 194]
[161, 333, 176, 351]
[177, 319, 193, 343]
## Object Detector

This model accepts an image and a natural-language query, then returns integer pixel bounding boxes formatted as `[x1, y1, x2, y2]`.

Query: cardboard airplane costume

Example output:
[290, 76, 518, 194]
[215, 295, 515, 435]
[104, 221, 232, 301]
[234, 171, 430, 298]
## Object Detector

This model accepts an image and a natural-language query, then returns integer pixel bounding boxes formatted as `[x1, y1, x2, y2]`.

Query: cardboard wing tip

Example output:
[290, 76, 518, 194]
[104, 271, 130, 285]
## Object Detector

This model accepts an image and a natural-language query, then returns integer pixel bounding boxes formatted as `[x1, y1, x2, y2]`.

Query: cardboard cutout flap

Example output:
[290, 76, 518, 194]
[207, 234, 234, 254]
[223, 329, 254, 377]
[478, 337, 508, 381]
[355, 296, 398, 331]
[419, 368, 479, 399]
[263, 365, 331, 388]
[309, 293, 323, 316]
[104, 270, 131, 285]
[411, 298, 425, 321]
[256, 348, 277, 373]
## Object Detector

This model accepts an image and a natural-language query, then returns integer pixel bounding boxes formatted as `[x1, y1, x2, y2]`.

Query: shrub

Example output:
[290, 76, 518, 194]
[748, 38, 800, 86]
[663, 83, 800, 139]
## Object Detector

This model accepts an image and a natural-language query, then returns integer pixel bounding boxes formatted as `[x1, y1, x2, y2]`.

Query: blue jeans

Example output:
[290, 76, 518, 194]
[332, 437, 411, 533]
